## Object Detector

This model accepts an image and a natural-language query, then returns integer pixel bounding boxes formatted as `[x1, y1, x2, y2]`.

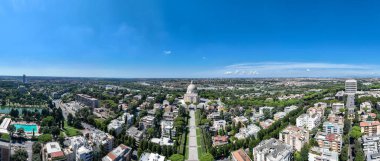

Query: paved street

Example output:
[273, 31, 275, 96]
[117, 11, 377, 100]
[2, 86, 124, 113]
[187, 110, 199, 161]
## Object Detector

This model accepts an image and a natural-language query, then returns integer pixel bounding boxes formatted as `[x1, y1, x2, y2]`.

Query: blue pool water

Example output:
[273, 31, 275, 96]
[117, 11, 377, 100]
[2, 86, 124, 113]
[14, 124, 38, 133]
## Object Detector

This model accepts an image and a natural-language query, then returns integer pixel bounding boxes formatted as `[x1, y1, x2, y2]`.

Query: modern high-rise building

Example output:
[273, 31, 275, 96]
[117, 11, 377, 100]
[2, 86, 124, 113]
[22, 74, 26, 84]
[345, 79, 357, 94]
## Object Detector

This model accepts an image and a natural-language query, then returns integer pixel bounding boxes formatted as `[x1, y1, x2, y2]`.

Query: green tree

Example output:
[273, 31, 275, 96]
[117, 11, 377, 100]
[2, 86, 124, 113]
[11, 149, 28, 161]
[38, 134, 52, 143]
[169, 154, 184, 161]
[200, 153, 214, 161]
[7, 124, 16, 135]
[32, 142, 42, 154]
[350, 126, 362, 139]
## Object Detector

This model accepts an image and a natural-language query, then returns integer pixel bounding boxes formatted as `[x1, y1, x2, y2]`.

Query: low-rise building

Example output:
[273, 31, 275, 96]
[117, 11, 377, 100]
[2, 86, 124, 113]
[231, 149, 252, 161]
[315, 132, 342, 153]
[253, 138, 293, 161]
[274, 112, 286, 121]
[332, 103, 345, 114]
[259, 106, 274, 115]
[279, 125, 309, 151]
[212, 120, 226, 131]
[212, 135, 228, 147]
[259, 119, 274, 129]
[126, 127, 143, 145]
[102, 144, 132, 161]
[335, 91, 345, 101]
[250, 113, 264, 123]
[207, 112, 221, 120]
[233, 116, 249, 126]
[361, 102, 373, 113]
[108, 113, 134, 135]
[235, 124, 261, 140]
[284, 105, 298, 114]
[0, 118, 11, 134]
[139, 153, 165, 161]
[150, 137, 174, 146]
[44, 142, 65, 161]
[314, 102, 327, 109]
[308, 147, 339, 161]
[361, 113, 377, 121]
[361, 121, 380, 136]
[163, 112, 175, 121]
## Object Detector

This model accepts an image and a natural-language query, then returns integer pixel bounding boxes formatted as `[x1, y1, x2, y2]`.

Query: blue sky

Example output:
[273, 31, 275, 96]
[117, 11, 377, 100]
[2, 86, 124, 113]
[1, 0, 380, 78]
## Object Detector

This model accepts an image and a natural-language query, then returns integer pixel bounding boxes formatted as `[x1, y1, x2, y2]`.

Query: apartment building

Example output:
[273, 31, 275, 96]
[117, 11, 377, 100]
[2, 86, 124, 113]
[253, 138, 293, 161]
[360, 121, 380, 136]
[279, 125, 309, 151]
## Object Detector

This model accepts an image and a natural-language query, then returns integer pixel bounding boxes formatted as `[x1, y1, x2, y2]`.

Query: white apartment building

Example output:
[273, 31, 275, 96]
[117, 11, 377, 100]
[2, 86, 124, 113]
[259, 106, 274, 115]
[345, 79, 357, 94]
[296, 113, 322, 131]
[284, 105, 298, 114]
[332, 103, 345, 114]
[139, 153, 165, 161]
[108, 113, 134, 135]
[323, 121, 343, 135]
[212, 120, 226, 131]
[235, 124, 261, 140]
[102, 144, 132, 161]
[63, 136, 93, 161]
[90, 130, 114, 152]
[361, 102, 372, 113]
[308, 147, 338, 161]
[253, 138, 293, 161]
[363, 135, 380, 161]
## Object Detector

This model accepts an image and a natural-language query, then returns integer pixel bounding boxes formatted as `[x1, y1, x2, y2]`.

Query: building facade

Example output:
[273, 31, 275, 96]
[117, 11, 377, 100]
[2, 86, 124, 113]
[279, 125, 309, 151]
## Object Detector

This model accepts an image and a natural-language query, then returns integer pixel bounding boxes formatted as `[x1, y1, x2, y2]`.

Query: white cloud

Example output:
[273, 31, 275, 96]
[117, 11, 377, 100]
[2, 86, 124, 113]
[219, 62, 380, 77]
[163, 50, 172, 55]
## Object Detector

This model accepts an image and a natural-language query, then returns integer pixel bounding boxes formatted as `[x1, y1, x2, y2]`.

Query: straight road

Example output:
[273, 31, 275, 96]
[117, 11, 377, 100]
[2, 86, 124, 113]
[187, 110, 199, 161]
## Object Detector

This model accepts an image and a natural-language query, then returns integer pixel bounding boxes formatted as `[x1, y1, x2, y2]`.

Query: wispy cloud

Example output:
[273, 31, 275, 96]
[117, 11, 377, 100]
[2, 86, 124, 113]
[163, 50, 172, 55]
[219, 62, 380, 77]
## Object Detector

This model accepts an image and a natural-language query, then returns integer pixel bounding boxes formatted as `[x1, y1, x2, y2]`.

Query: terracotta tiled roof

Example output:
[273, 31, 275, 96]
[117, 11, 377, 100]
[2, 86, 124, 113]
[51, 151, 64, 158]
[232, 149, 251, 161]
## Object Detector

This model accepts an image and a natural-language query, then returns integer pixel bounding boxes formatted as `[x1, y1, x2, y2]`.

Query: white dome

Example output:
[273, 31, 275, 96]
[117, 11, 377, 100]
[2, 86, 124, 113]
[186, 81, 197, 93]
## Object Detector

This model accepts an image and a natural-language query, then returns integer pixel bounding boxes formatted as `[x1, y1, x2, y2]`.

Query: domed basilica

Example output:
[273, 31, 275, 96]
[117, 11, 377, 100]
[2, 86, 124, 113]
[184, 81, 199, 104]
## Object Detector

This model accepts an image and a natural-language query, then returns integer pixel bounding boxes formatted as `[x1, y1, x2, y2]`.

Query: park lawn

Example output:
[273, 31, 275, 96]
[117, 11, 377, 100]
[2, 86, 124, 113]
[63, 121, 81, 137]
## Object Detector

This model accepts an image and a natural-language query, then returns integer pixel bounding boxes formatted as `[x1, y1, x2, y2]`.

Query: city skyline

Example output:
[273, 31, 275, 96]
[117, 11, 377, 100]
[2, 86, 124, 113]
[1, 0, 380, 78]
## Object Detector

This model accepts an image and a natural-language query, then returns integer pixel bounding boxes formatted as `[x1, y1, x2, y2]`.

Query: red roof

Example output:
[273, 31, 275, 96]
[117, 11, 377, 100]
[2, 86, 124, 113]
[51, 151, 64, 158]
[360, 121, 380, 127]
[213, 135, 228, 142]
[326, 134, 336, 142]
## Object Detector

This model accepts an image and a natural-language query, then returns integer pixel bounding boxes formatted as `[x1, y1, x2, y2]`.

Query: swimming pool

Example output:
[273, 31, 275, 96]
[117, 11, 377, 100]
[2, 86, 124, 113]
[13, 124, 38, 133]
